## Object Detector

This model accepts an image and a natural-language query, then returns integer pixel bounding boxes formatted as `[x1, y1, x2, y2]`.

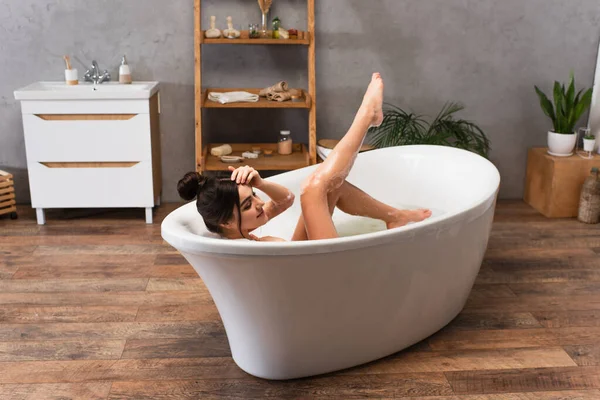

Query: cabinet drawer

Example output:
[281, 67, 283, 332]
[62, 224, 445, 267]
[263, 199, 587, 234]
[22, 114, 151, 162]
[27, 161, 154, 208]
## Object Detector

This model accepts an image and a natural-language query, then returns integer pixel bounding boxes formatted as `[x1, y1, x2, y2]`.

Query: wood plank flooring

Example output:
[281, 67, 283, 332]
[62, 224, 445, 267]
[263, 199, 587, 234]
[1, 200, 599, 399]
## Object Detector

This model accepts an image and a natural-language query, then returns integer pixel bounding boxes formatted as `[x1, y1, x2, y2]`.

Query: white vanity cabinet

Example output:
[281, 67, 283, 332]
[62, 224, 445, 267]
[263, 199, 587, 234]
[14, 82, 162, 224]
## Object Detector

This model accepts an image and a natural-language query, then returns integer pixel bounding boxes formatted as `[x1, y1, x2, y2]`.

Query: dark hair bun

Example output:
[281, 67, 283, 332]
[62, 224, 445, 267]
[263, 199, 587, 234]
[177, 172, 207, 201]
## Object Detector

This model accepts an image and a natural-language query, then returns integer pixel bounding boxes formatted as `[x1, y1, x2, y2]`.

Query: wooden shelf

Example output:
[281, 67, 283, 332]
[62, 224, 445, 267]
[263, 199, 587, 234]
[202, 143, 309, 171]
[195, 0, 317, 172]
[201, 30, 310, 45]
[202, 88, 311, 109]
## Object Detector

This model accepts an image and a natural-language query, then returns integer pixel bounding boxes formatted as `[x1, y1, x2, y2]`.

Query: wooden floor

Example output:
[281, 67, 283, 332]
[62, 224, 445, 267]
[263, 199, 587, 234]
[1, 200, 600, 399]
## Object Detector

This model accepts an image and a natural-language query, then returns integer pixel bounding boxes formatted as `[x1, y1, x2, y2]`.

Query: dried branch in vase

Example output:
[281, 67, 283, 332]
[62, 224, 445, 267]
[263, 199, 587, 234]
[257, 0, 273, 14]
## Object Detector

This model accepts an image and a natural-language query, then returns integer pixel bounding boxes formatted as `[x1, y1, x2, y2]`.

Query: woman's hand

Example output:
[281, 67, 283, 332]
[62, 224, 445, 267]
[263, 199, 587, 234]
[228, 165, 264, 187]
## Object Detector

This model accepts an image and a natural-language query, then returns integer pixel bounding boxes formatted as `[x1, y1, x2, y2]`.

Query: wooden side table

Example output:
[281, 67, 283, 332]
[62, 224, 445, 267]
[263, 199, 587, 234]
[524, 147, 600, 217]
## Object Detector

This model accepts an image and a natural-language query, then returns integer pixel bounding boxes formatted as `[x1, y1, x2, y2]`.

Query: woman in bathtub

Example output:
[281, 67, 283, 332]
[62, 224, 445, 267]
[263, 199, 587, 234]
[177, 73, 431, 241]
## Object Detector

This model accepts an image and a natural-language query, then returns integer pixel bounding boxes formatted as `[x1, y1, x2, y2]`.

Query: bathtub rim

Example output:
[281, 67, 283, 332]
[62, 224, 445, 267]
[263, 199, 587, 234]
[161, 145, 501, 257]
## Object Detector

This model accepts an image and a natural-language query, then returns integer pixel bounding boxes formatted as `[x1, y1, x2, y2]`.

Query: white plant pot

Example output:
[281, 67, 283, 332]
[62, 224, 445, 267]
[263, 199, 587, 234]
[584, 138, 596, 152]
[547, 131, 577, 156]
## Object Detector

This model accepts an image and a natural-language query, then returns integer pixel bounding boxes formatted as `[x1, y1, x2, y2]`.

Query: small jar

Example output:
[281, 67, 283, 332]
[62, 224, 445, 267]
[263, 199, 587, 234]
[249, 23, 259, 38]
[278, 130, 292, 155]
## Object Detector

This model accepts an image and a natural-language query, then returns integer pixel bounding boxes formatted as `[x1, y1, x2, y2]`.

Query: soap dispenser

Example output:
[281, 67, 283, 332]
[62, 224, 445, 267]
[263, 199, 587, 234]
[119, 55, 132, 84]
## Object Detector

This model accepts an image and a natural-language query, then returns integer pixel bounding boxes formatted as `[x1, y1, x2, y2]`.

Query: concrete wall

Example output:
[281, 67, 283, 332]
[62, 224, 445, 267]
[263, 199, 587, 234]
[1, 0, 599, 203]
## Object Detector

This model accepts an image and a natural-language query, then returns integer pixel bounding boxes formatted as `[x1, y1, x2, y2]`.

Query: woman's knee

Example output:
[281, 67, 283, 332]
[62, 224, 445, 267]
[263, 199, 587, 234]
[301, 170, 344, 196]
[301, 176, 340, 214]
[301, 172, 326, 196]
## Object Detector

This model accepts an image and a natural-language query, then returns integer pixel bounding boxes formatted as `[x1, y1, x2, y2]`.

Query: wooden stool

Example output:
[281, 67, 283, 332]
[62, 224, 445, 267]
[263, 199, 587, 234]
[0, 169, 17, 219]
[524, 147, 600, 218]
[317, 139, 376, 162]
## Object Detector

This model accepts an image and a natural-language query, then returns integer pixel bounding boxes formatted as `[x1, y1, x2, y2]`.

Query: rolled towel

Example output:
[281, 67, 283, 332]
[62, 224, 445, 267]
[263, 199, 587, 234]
[207, 91, 259, 104]
[211, 144, 232, 157]
[259, 81, 288, 97]
[267, 91, 292, 102]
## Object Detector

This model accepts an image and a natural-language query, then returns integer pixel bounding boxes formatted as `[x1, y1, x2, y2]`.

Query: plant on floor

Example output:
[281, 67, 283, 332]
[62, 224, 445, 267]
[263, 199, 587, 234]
[534, 72, 593, 134]
[367, 102, 491, 158]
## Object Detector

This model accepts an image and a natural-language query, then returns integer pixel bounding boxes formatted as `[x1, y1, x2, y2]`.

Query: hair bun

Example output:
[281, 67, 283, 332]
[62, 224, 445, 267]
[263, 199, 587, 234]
[197, 174, 208, 191]
[177, 171, 207, 201]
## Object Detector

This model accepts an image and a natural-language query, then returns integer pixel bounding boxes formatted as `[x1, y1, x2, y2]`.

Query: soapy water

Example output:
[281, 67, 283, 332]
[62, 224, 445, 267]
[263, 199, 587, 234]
[249, 204, 445, 239]
[334, 205, 446, 238]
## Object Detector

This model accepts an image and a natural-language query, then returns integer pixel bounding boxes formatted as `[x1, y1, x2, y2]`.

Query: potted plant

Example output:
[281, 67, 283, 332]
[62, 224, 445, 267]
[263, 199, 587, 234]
[366, 102, 491, 158]
[584, 132, 596, 152]
[534, 73, 593, 156]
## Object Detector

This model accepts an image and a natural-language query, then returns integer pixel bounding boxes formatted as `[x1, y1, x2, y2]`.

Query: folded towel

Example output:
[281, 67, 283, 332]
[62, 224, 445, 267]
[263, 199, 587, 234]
[208, 91, 259, 104]
[267, 91, 292, 102]
[259, 81, 288, 97]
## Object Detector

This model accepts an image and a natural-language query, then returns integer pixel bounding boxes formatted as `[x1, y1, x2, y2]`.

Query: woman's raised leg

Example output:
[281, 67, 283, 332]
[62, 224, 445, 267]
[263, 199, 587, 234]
[299, 73, 384, 240]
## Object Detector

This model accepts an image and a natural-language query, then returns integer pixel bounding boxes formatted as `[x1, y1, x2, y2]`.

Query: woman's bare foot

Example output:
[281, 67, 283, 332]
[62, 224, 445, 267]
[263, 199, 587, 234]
[359, 73, 384, 128]
[386, 208, 432, 229]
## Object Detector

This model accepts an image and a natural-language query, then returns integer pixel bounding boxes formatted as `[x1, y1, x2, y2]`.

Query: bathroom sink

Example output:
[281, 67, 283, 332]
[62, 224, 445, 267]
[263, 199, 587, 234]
[14, 81, 159, 100]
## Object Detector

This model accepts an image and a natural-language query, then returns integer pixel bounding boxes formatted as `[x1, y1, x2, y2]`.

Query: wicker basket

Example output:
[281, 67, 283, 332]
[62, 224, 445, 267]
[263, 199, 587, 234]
[0, 169, 17, 219]
[577, 167, 600, 224]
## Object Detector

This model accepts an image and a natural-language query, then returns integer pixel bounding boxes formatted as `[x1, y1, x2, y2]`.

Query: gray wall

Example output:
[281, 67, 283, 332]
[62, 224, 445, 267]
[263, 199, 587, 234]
[1, 0, 599, 204]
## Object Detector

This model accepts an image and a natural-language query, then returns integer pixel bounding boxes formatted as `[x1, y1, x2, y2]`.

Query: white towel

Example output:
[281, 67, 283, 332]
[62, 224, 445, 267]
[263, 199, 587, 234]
[208, 91, 259, 104]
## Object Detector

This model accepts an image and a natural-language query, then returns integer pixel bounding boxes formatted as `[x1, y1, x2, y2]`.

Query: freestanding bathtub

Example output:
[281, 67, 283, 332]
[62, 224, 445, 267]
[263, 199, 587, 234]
[161, 145, 501, 380]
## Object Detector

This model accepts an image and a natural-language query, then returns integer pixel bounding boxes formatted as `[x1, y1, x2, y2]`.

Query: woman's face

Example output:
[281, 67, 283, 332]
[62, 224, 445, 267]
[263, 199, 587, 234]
[236, 184, 268, 232]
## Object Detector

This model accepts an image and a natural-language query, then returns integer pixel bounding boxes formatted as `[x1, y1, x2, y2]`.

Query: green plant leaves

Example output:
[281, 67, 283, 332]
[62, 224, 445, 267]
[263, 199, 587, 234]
[535, 86, 556, 125]
[534, 74, 592, 134]
[367, 102, 491, 158]
[553, 81, 565, 132]
[367, 103, 428, 149]
[573, 88, 593, 126]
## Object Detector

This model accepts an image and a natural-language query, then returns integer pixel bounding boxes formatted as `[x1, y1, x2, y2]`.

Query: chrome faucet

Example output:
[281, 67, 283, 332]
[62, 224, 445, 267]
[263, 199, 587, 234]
[84, 60, 111, 84]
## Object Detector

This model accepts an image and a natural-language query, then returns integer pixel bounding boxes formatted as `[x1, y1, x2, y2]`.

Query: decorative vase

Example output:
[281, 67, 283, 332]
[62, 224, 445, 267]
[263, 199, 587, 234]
[577, 168, 600, 224]
[584, 138, 596, 152]
[261, 12, 269, 38]
[547, 131, 577, 156]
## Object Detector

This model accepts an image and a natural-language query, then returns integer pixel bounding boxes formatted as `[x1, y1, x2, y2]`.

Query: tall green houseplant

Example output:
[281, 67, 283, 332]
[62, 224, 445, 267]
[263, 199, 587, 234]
[367, 102, 491, 158]
[534, 73, 593, 134]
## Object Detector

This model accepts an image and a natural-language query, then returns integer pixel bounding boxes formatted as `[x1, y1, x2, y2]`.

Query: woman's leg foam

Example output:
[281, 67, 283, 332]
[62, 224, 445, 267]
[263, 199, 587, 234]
[299, 73, 384, 240]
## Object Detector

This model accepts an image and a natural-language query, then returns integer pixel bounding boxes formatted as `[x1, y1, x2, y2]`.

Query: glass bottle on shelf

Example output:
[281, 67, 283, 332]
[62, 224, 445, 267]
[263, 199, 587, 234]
[278, 130, 292, 155]
[260, 11, 269, 38]
[272, 16, 281, 39]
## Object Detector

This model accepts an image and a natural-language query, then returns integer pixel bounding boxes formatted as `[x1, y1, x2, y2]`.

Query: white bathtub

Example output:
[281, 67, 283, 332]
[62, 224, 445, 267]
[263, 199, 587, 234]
[161, 145, 501, 380]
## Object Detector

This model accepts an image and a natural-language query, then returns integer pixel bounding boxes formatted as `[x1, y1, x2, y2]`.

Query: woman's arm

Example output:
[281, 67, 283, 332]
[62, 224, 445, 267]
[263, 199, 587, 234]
[228, 166, 295, 220]
[255, 180, 295, 220]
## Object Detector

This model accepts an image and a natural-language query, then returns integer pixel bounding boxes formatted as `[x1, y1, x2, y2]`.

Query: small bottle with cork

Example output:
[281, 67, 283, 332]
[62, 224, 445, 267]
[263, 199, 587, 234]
[278, 130, 293, 155]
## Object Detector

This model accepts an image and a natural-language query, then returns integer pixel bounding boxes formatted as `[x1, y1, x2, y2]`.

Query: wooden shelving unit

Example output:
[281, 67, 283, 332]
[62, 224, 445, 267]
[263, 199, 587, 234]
[194, 0, 317, 173]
